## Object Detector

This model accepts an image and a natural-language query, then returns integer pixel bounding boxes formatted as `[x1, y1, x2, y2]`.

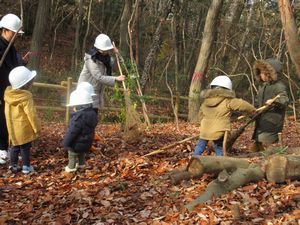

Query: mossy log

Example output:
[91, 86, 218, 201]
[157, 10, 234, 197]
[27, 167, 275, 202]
[171, 156, 250, 185]
[181, 155, 300, 211]
[185, 165, 265, 212]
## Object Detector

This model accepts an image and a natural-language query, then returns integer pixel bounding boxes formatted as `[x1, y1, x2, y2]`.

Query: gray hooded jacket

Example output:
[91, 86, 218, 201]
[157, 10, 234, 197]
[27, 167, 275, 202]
[78, 53, 116, 109]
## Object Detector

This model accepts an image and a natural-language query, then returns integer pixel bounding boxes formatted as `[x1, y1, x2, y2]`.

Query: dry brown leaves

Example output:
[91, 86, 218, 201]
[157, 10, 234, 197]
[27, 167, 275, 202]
[0, 121, 299, 224]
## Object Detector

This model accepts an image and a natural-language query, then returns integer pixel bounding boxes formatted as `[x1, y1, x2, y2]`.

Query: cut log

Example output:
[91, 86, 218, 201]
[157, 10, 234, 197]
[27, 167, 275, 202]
[180, 154, 300, 212]
[185, 165, 265, 212]
[187, 156, 250, 175]
[171, 156, 250, 185]
[266, 155, 300, 183]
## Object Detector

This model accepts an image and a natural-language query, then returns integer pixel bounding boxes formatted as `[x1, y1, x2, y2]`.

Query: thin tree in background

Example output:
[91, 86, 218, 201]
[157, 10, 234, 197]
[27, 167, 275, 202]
[140, 0, 175, 90]
[119, 0, 132, 58]
[29, 0, 51, 71]
[278, 0, 300, 79]
[188, 0, 224, 122]
[72, 0, 84, 72]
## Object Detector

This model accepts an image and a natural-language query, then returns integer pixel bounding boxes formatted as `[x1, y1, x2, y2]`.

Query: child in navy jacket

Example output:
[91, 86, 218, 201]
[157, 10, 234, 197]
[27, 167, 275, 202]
[63, 89, 97, 172]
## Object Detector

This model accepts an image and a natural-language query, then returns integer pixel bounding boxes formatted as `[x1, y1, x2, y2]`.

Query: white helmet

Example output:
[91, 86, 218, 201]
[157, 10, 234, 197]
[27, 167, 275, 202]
[9, 66, 36, 89]
[0, 14, 24, 33]
[94, 34, 113, 51]
[210, 75, 232, 90]
[77, 82, 97, 96]
[67, 89, 93, 107]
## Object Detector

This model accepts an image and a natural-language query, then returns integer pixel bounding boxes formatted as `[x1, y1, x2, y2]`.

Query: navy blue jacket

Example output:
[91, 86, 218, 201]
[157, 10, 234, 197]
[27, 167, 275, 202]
[63, 107, 98, 153]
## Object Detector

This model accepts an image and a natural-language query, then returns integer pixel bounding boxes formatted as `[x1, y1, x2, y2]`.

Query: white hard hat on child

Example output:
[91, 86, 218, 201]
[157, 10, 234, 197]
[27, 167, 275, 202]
[77, 82, 97, 96]
[9, 66, 36, 89]
[0, 14, 24, 33]
[210, 75, 232, 90]
[67, 89, 93, 107]
[94, 34, 113, 51]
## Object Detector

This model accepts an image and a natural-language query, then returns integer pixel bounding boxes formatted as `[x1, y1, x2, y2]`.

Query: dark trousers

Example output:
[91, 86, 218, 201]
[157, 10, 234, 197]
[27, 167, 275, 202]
[0, 104, 8, 150]
[10, 142, 32, 167]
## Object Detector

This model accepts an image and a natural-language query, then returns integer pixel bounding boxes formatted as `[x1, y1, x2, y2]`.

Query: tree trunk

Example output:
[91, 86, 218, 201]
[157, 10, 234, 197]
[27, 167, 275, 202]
[134, 0, 141, 66]
[119, 0, 132, 58]
[230, 1, 255, 77]
[82, 0, 93, 57]
[140, 0, 174, 91]
[278, 0, 300, 79]
[220, 0, 244, 68]
[175, 155, 300, 211]
[171, 156, 250, 184]
[188, 0, 224, 122]
[29, 0, 51, 71]
[186, 166, 265, 212]
[72, 0, 84, 72]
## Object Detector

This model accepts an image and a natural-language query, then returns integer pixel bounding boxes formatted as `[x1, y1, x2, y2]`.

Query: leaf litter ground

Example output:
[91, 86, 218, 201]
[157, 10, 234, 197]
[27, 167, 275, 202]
[0, 120, 299, 224]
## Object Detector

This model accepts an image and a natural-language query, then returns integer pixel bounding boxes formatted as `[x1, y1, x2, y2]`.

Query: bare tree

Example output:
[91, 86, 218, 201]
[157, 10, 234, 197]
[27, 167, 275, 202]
[72, 0, 84, 72]
[119, 0, 132, 58]
[278, 0, 300, 79]
[188, 0, 224, 122]
[29, 0, 51, 71]
[140, 0, 175, 90]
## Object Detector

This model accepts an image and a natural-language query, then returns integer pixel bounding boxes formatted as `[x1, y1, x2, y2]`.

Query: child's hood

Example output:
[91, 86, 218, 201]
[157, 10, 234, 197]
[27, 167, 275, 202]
[201, 88, 235, 107]
[4, 86, 32, 105]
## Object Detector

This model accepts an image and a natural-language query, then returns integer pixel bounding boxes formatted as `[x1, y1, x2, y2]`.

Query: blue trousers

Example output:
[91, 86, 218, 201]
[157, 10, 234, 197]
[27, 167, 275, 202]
[193, 138, 223, 156]
[10, 142, 32, 167]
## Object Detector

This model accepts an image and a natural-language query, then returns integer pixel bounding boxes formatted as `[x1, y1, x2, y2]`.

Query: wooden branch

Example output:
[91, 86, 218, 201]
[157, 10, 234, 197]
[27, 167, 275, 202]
[171, 155, 251, 185]
[143, 135, 199, 157]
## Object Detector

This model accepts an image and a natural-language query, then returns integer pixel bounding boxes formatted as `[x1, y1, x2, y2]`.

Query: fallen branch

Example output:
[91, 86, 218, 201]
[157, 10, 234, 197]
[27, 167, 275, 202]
[143, 135, 199, 157]
[182, 154, 300, 212]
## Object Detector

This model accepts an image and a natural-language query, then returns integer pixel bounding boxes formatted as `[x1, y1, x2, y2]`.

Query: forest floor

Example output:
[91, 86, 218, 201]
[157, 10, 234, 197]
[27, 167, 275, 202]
[0, 119, 300, 225]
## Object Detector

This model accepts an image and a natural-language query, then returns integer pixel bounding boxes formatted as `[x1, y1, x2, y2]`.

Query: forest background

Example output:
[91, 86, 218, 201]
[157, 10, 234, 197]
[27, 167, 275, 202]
[1, 1, 300, 224]
[1, 0, 300, 122]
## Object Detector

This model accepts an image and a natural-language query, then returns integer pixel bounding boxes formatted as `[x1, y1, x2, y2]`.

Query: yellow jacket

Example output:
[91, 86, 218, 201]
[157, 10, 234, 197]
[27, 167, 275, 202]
[4, 86, 40, 146]
[199, 88, 255, 140]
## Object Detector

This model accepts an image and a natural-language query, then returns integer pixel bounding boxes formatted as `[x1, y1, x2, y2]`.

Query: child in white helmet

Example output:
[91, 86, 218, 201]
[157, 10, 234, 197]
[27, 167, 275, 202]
[63, 89, 98, 172]
[193, 75, 256, 156]
[76, 82, 101, 153]
[0, 14, 31, 164]
[4, 66, 40, 174]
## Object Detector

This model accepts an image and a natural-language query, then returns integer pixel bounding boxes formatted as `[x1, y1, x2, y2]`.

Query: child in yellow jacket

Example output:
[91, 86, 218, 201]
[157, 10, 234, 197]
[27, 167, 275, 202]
[4, 66, 40, 174]
[194, 76, 256, 156]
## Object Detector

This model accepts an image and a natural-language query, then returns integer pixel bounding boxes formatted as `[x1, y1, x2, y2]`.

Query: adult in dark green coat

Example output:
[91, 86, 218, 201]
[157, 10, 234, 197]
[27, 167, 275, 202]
[252, 58, 289, 151]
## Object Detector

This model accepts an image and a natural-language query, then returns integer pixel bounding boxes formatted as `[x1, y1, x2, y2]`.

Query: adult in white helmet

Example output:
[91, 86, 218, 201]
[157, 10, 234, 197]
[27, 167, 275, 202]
[77, 33, 125, 114]
[63, 89, 97, 172]
[193, 75, 256, 156]
[0, 14, 29, 164]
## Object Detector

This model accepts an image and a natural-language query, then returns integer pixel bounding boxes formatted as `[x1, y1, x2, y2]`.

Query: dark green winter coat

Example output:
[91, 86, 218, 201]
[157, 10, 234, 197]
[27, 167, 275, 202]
[252, 58, 289, 144]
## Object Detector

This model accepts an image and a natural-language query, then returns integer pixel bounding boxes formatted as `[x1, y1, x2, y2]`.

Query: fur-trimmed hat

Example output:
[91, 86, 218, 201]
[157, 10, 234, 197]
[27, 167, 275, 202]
[253, 58, 283, 82]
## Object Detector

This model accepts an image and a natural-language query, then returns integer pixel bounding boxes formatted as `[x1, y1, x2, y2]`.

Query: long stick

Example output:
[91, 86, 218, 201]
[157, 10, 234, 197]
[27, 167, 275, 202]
[143, 135, 199, 157]
[226, 95, 281, 150]
[237, 95, 281, 120]
[112, 42, 126, 90]
[114, 46, 151, 126]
